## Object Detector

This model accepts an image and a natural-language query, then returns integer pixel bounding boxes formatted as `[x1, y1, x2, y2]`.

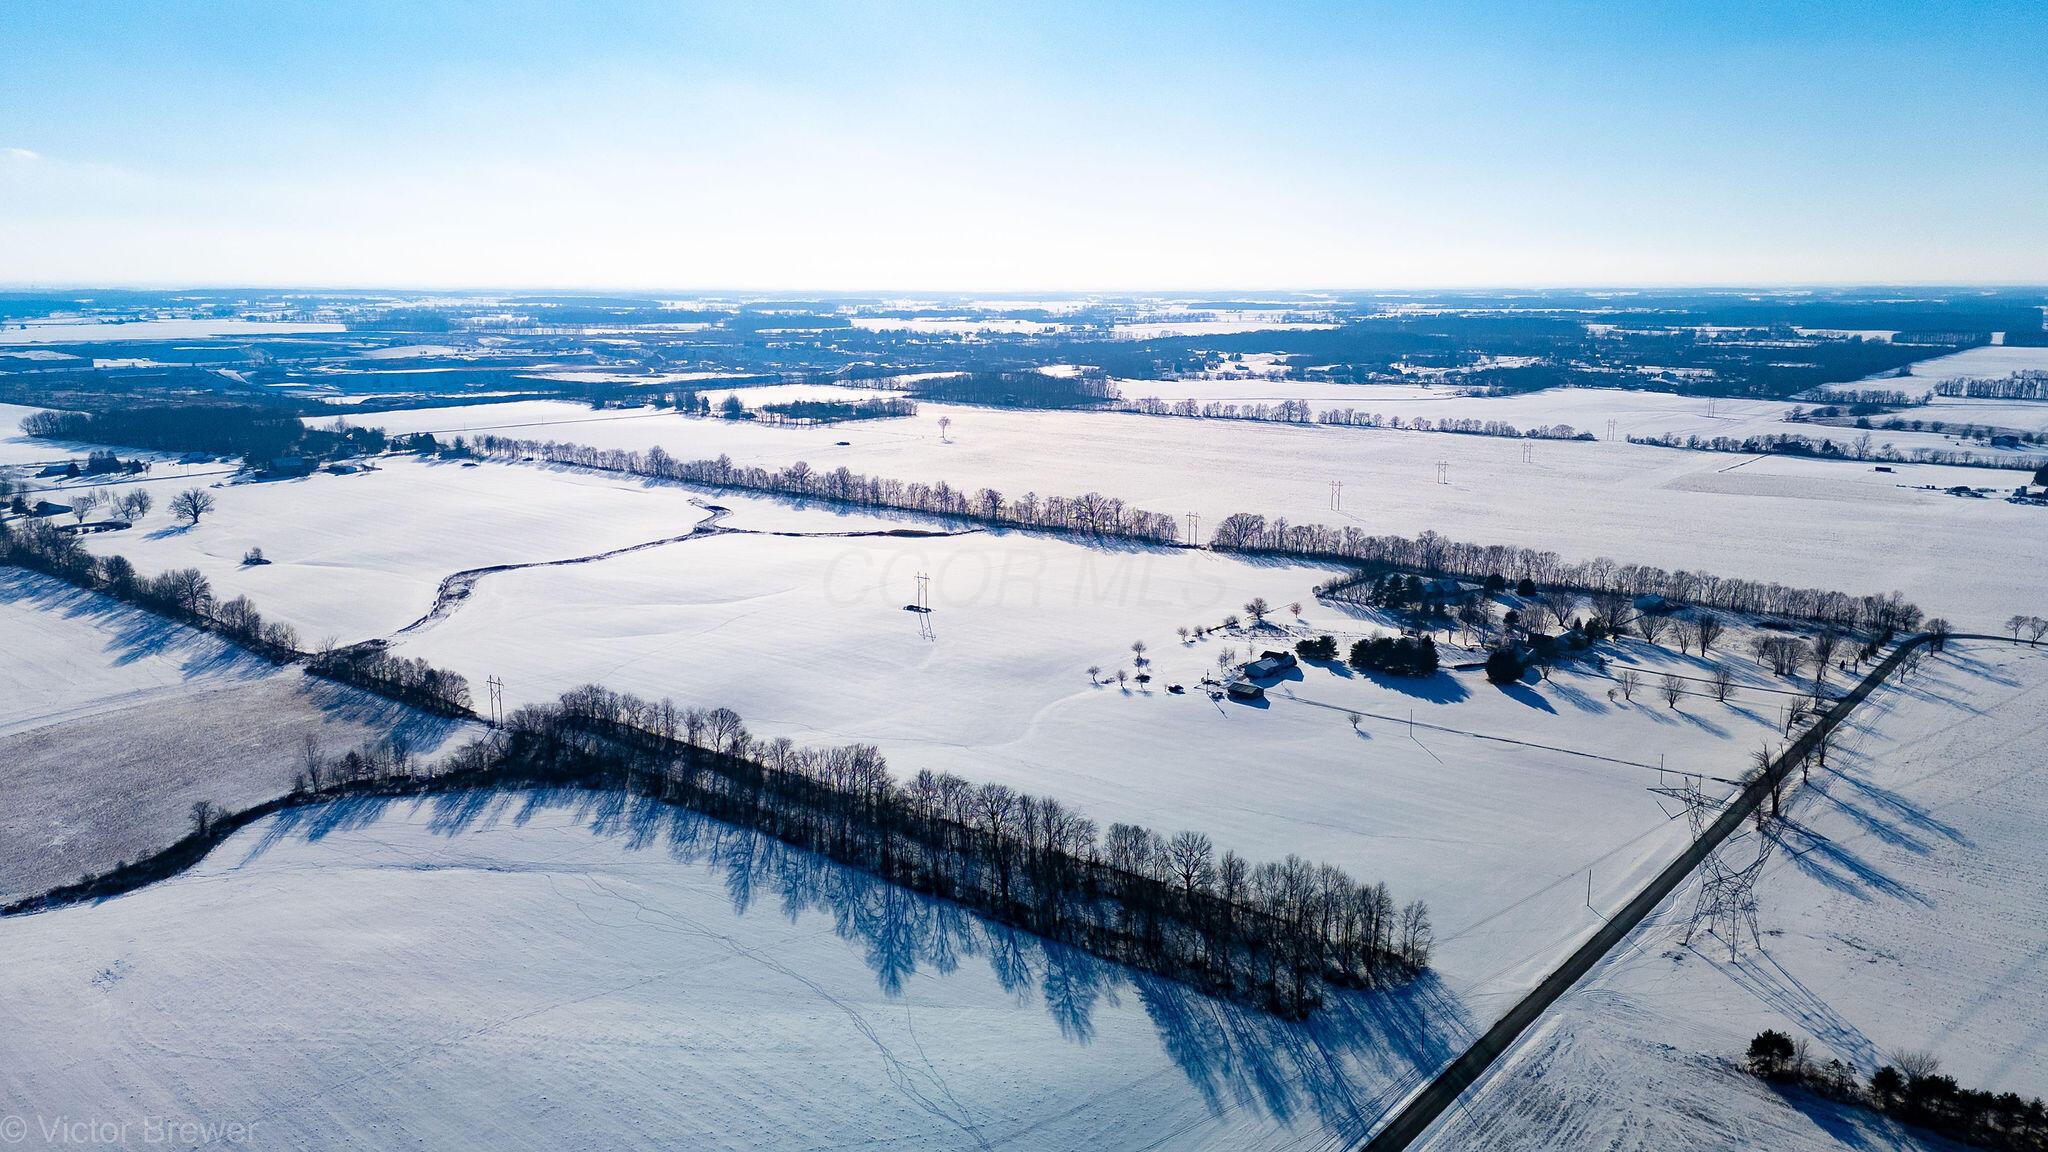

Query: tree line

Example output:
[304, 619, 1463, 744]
[1, 516, 301, 657]
[1934, 372, 2048, 402]
[1208, 514, 1924, 632]
[1629, 429, 2045, 472]
[494, 684, 1432, 1017]
[4, 508, 1429, 1020]
[0, 515, 475, 714]
[454, 434, 1187, 543]
[1112, 394, 1593, 441]
[22, 405, 387, 463]
[407, 426, 1927, 631]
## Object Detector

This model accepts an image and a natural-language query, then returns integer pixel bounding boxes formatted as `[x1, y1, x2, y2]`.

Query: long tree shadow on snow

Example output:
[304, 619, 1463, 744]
[231, 786, 1477, 1135]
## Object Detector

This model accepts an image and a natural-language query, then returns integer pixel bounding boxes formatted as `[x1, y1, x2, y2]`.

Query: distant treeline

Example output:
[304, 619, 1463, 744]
[1628, 430, 2045, 471]
[22, 405, 386, 462]
[1207, 513, 1925, 632]
[429, 428, 1929, 630]
[1934, 372, 2048, 402]
[755, 396, 919, 425]
[912, 371, 1119, 408]
[501, 685, 1431, 1015]
[1112, 394, 1593, 441]
[454, 434, 1186, 543]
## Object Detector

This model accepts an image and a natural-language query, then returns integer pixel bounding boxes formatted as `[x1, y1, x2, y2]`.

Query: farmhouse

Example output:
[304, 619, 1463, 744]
[1225, 679, 1265, 701]
[1242, 650, 1297, 679]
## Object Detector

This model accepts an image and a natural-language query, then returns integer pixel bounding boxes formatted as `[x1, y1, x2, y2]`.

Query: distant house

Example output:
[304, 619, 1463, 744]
[262, 457, 315, 477]
[29, 500, 71, 518]
[1243, 650, 1298, 679]
[1632, 593, 1674, 614]
[1417, 577, 1463, 602]
[1225, 679, 1265, 701]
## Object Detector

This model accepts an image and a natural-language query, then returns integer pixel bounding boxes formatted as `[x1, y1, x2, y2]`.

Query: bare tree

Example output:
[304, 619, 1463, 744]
[1590, 591, 1632, 635]
[1176, 626, 1190, 644]
[1711, 665, 1735, 703]
[1810, 630, 1841, 684]
[189, 800, 218, 839]
[1086, 665, 1101, 684]
[1165, 830, 1216, 899]
[169, 487, 216, 525]
[1288, 601, 1303, 617]
[2031, 616, 2048, 646]
[1537, 589, 1578, 633]
[118, 488, 153, 522]
[68, 490, 105, 526]
[1891, 1049, 1942, 1081]
[937, 414, 952, 442]
[1661, 673, 1685, 708]
[1925, 617, 1952, 652]
[1692, 613, 1725, 655]
[1130, 640, 1148, 667]
[2007, 614, 2029, 641]
[1637, 612, 1669, 646]
[1244, 597, 1271, 626]
[1617, 668, 1641, 702]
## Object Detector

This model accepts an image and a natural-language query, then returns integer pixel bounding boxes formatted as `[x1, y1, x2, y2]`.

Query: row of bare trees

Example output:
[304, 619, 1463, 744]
[1213, 514, 1923, 631]
[459, 435, 1186, 543]
[1, 516, 300, 655]
[497, 684, 1431, 1017]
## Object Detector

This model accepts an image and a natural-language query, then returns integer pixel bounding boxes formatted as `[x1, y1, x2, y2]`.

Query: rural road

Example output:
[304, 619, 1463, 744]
[1356, 629, 1962, 1151]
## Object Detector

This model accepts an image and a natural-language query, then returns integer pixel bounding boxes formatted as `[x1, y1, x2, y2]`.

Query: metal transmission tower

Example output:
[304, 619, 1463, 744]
[1185, 511, 1201, 546]
[1434, 460, 1450, 485]
[1329, 480, 1343, 511]
[1606, 418, 1618, 442]
[1680, 779, 1775, 959]
[904, 572, 936, 640]
[1520, 443, 1534, 464]
[485, 676, 504, 726]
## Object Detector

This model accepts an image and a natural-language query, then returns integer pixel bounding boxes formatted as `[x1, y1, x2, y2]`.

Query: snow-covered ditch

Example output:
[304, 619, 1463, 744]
[347, 398, 2045, 630]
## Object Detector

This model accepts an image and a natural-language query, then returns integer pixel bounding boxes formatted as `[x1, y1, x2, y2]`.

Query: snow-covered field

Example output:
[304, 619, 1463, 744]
[0, 402, 65, 465]
[72, 458, 718, 641]
[0, 570, 477, 899]
[1416, 639, 2048, 1150]
[384, 519, 1808, 1020]
[0, 318, 343, 344]
[350, 398, 2044, 629]
[0, 793, 1463, 1150]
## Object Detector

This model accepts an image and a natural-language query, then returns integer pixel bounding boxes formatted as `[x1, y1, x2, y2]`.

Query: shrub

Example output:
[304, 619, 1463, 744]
[1484, 648, 1522, 684]
[1349, 635, 1439, 677]
[1296, 635, 1339, 661]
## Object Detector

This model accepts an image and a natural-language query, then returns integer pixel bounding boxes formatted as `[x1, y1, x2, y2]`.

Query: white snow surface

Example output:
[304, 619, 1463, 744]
[352, 398, 2042, 629]
[0, 793, 1463, 1150]
[1417, 639, 2048, 1150]
[385, 521, 1800, 1020]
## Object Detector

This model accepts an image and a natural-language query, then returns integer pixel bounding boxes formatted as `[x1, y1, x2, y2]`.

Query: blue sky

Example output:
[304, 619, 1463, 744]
[2, 1, 2043, 289]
